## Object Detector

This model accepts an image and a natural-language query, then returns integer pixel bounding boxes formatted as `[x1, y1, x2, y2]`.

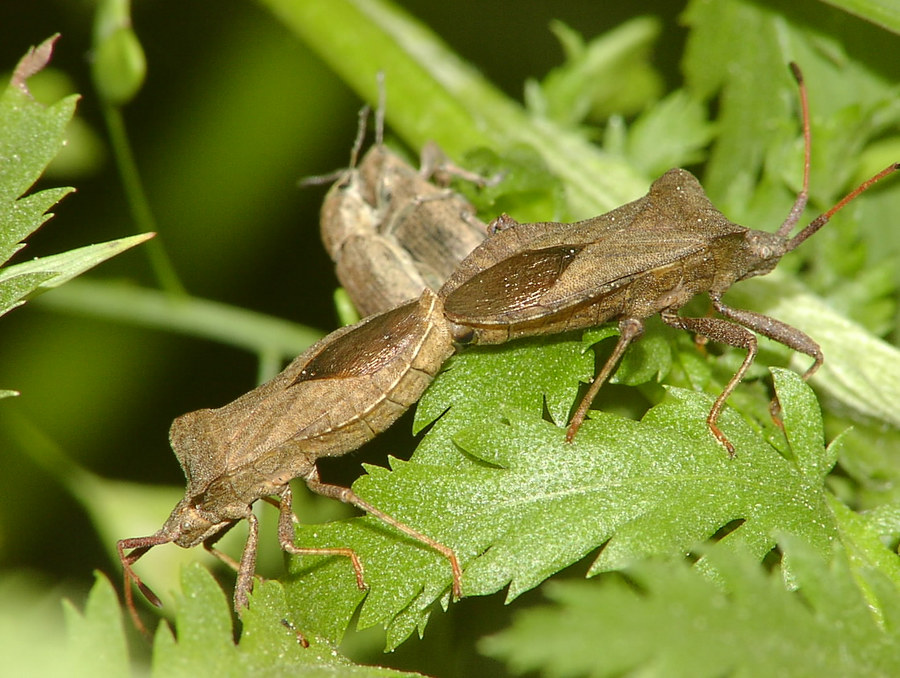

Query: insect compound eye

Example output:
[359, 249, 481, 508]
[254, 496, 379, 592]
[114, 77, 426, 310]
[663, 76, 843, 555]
[449, 322, 476, 345]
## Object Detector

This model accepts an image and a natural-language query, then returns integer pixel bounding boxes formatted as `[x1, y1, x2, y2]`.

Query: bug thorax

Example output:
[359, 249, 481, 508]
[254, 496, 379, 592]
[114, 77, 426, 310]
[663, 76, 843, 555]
[735, 228, 789, 281]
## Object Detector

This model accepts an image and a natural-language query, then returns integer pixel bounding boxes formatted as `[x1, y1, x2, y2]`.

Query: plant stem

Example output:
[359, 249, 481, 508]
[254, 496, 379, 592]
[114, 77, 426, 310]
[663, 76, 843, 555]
[101, 103, 186, 295]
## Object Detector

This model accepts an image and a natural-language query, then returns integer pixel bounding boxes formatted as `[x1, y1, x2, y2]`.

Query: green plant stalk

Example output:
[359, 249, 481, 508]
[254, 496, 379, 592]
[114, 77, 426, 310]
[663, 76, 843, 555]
[33, 278, 322, 359]
[818, 0, 900, 35]
[101, 103, 185, 295]
[258, 0, 648, 219]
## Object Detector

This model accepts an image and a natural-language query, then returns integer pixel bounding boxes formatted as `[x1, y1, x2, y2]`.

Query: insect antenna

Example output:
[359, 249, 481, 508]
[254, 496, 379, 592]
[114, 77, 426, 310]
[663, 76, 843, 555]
[774, 63, 898, 252]
[775, 62, 812, 240]
[785, 162, 900, 252]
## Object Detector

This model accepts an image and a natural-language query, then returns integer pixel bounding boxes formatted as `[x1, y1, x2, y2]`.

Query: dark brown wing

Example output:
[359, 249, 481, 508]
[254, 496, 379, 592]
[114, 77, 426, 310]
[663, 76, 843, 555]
[443, 228, 705, 325]
[443, 168, 747, 325]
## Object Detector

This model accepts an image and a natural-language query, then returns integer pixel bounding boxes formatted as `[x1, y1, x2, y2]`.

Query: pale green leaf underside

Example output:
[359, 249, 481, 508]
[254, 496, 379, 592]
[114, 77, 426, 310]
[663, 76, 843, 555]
[480, 538, 900, 678]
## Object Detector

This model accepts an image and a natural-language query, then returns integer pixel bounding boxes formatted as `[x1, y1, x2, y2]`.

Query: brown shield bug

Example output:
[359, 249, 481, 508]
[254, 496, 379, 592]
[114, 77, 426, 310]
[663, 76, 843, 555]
[439, 63, 898, 454]
[118, 289, 460, 634]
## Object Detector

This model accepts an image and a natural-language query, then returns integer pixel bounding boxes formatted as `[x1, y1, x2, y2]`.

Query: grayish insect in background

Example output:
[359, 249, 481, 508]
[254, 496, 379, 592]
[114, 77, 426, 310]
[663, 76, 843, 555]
[313, 73, 490, 317]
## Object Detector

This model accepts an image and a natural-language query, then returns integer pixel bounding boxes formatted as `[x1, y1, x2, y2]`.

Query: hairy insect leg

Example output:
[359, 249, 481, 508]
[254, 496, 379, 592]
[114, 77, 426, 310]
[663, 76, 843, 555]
[275, 484, 367, 590]
[566, 318, 644, 442]
[200, 519, 245, 574]
[660, 308, 760, 456]
[711, 294, 823, 427]
[303, 471, 463, 598]
[299, 102, 372, 187]
[224, 512, 259, 611]
[420, 140, 500, 187]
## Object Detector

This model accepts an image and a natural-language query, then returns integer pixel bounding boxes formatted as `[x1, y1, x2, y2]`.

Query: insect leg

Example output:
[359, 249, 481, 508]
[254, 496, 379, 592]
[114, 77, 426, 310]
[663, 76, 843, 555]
[275, 484, 367, 590]
[202, 519, 244, 573]
[566, 318, 644, 442]
[303, 471, 463, 598]
[711, 294, 823, 423]
[420, 140, 499, 186]
[710, 296, 823, 379]
[660, 307, 759, 456]
[117, 532, 172, 635]
[233, 512, 259, 611]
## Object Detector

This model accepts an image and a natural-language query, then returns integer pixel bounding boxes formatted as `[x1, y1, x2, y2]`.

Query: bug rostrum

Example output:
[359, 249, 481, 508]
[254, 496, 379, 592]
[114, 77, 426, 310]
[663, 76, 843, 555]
[438, 63, 898, 454]
[118, 289, 461, 634]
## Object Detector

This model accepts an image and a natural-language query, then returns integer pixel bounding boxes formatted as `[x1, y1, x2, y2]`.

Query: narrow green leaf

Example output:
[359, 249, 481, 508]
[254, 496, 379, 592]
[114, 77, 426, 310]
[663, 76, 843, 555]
[0, 233, 154, 317]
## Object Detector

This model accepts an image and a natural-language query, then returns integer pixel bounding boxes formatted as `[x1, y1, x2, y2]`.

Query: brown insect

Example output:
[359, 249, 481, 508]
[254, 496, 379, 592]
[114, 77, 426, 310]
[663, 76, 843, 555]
[118, 289, 461, 634]
[314, 75, 489, 317]
[439, 64, 898, 454]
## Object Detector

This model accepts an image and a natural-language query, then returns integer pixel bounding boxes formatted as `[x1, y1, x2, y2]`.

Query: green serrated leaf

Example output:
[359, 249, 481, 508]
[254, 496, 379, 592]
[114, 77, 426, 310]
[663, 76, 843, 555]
[624, 89, 717, 176]
[0, 186, 73, 264]
[276, 350, 836, 651]
[581, 319, 674, 388]
[0, 37, 153, 325]
[416, 338, 593, 435]
[0, 36, 78, 260]
[153, 565, 424, 676]
[527, 17, 663, 125]
[62, 572, 130, 678]
[827, 496, 900, 619]
[0, 269, 54, 316]
[0, 80, 77, 209]
[480, 538, 900, 678]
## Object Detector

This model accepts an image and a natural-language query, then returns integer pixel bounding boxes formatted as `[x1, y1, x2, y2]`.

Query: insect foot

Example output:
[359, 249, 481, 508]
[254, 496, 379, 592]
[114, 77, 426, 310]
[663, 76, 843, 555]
[118, 289, 462, 635]
[314, 73, 489, 317]
[438, 63, 897, 455]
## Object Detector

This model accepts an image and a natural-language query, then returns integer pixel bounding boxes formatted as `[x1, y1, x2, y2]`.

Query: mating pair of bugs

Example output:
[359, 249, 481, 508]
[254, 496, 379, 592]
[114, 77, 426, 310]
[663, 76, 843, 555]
[118, 65, 898, 635]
